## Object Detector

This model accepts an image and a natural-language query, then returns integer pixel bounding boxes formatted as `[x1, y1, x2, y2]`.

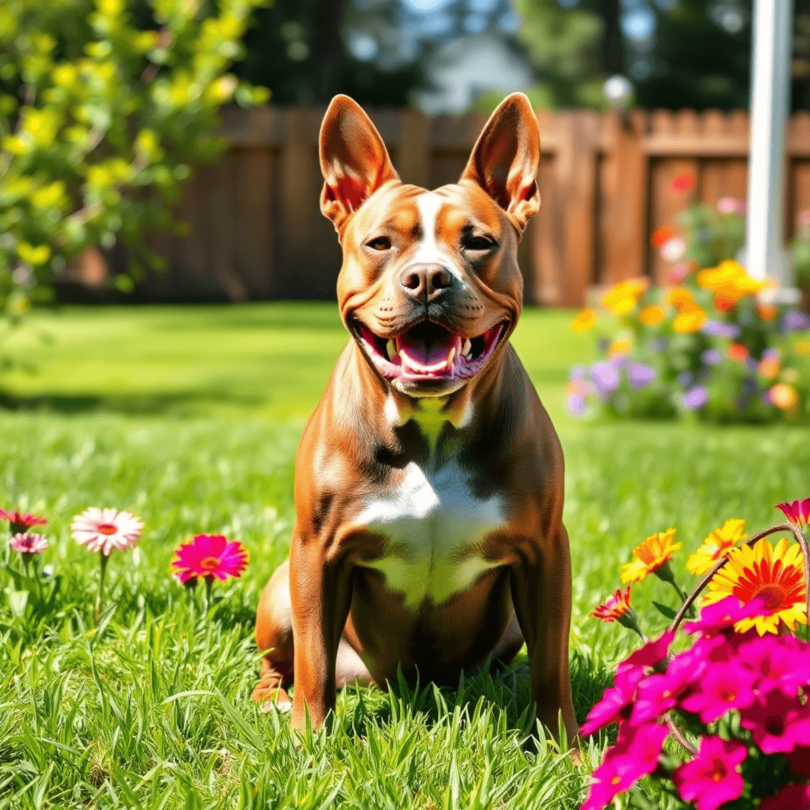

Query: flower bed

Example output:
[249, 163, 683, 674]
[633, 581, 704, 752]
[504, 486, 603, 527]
[582, 499, 810, 810]
[568, 180, 810, 422]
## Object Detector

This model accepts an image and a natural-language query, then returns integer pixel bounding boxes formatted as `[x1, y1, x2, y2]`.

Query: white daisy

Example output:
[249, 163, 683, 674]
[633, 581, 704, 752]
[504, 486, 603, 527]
[71, 508, 143, 556]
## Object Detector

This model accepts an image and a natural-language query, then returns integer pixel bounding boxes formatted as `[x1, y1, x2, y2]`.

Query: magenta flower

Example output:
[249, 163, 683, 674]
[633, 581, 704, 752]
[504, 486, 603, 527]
[737, 635, 808, 697]
[580, 666, 643, 736]
[740, 690, 810, 754]
[683, 595, 770, 638]
[775, 498, 810, 529]
[581, 723, 669, 810]
[630, 653, 703, 726]
[760, 784, 810, 810]
[672, 736, 747, 810]
[170, 534, 249, 583]
[786, 745, 810, 780]
[616, 631, 674, 678]
[680, 661, 757, 722]
[0, 509, 47, 534]
[9, 532, 49, 554]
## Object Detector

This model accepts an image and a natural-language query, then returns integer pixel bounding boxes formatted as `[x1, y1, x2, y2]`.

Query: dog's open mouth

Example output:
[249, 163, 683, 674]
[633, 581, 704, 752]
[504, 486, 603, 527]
[354, 319, 506, 382]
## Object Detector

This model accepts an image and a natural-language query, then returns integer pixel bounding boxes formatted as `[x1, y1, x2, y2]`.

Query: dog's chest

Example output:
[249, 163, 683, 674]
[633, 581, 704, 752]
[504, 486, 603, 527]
[354, 461, 505, 607]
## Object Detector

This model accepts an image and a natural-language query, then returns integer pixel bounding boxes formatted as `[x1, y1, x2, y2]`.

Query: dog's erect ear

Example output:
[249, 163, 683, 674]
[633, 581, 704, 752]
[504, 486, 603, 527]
[460, 93, 540, 233]
[319, 95, 399, 232]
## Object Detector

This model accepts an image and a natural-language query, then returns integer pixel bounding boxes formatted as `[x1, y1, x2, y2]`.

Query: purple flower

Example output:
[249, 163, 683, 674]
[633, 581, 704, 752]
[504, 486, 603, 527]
[783, 310, 810, 332]
[627, 362, 656, 389]
[566, 367, 590, 416]
[701, 349, 722, 365]
[683, 386, 708, 409]
[591, 361, 619, 395]
[702, 320, 741, 339]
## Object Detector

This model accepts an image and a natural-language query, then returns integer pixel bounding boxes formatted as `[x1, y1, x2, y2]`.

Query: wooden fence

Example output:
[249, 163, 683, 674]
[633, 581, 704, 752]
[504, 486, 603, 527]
[126, 106, 810, 307]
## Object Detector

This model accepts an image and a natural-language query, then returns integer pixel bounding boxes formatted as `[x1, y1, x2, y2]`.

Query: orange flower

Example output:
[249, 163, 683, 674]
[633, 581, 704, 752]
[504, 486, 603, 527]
[651, 226, 676, 248]
[686, 519, 747, 576]
[609, 338, 632, 357]
[697, 260, 764, 303]
[639, 305, 666, 325]
[770, 383, 798, 412]
[666, 287, 698, 311]
[714, 296, 737, 313]
[621, 529, 682, 584]
[602, 278, 648, 314]
[702, 538, 807, 635]
[572, 308, 597, 332]
[759, 357, 780, 378]
[674, 309, 707, 333]
[591, 585, 633, 623]
[727, 343, 748, 362]
[758, 304, 778, 321]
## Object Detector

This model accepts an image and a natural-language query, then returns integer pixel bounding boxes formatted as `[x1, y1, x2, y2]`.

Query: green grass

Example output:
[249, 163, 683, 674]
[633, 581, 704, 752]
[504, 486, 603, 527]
[1, 303, 808, 809]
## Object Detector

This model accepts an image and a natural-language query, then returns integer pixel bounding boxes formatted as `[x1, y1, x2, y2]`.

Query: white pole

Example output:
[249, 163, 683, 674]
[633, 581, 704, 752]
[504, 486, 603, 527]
[745, 0, 795, 299]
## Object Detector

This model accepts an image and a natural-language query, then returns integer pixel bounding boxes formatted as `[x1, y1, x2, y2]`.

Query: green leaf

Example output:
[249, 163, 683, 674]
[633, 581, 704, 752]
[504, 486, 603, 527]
[652, 601, 677, 620]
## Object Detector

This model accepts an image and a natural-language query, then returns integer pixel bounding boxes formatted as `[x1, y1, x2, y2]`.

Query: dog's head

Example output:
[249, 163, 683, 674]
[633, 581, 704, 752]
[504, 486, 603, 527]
[320, 93, 540, 398]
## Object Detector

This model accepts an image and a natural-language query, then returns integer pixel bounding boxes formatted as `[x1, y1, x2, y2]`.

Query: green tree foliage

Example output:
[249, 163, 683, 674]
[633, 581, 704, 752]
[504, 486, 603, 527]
[0, 0, 268, 320]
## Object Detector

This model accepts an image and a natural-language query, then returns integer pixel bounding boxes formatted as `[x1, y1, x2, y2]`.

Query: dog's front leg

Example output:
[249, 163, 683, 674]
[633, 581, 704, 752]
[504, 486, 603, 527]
[510, 525, 579, 743]
[289, 535, 353, 735]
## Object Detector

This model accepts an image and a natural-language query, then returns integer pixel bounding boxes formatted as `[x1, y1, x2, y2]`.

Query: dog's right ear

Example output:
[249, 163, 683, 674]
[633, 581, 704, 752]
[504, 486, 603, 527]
[319, 95, 399, 233]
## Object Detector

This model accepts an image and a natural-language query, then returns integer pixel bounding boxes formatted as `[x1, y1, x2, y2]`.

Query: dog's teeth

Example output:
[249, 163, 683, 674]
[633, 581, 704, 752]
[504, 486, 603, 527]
[386, 340, 396, 360]
[461, 339, 472, 357]
[447, 347, 456, 366]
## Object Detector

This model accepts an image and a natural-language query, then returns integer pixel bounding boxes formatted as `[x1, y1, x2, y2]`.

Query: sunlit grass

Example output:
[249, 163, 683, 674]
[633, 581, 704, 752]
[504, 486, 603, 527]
[1, 303, 807, 808]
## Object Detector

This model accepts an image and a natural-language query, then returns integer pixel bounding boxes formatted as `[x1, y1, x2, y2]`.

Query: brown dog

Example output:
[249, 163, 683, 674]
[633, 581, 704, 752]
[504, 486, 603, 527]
[253, 93, 578, 742]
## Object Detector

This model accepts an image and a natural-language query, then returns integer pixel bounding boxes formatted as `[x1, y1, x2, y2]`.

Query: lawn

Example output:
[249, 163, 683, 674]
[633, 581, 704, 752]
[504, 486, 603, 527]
[2, 303, 809, 809]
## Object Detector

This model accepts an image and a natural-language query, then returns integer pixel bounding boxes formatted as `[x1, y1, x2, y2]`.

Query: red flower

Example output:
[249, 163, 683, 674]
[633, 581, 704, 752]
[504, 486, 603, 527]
[760, 784, 810, 810]
[0, 509, 47, 534]
[775, 498, 810, 529]
[727, 343, 749, 362]
[673, 736, 747, 810]
[171, 534, 249, 583]
[591, 586, 634, 623]
[670, 171, 695, 194]
[651, 226, 676, 248]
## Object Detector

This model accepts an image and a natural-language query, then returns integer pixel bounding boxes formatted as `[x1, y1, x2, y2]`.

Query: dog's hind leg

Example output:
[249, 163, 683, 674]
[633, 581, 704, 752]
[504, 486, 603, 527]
[253, 558, 295, 710]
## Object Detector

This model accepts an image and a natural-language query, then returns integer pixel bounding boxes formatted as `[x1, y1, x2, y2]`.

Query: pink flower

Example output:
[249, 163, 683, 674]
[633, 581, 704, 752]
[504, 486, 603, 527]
[786, 745, 810, 780]
[170, 534, 248, 583]
[72, 508, 143, 556]
[617, 631, 674, 678]
[9, 532, 49, 554]
[717, 197, 745, 215]
[736, 635, 809, 698]
[680, 661, 757, 722]
[740, 690, 810, 754]
[581, 723, 669, 810]
[775, 498, 810, 528]
[672, 736, 747, 810]
[760, 784, 810, 810]
[0, 509, 47, 534]
[630, 653, 704, 726]
[683, 595, 770, 638]
[580, 665, 643, 736]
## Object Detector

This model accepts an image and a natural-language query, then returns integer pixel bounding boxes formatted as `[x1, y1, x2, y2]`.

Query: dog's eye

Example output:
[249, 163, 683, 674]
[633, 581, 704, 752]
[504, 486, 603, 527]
[465, 236, 496, 252]
[366, 236, 392, 251]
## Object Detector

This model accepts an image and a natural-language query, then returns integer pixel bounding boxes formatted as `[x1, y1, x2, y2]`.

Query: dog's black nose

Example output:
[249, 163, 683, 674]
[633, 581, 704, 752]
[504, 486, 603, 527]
[399, 263, 453, 302]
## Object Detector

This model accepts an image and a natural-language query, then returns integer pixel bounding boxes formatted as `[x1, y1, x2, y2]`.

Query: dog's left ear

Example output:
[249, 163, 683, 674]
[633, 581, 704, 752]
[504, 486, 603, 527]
[460, 93, 540, 234]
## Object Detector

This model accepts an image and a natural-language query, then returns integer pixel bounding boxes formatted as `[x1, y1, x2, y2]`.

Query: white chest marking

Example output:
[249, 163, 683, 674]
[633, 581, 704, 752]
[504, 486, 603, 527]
[355, 461, 505, 607]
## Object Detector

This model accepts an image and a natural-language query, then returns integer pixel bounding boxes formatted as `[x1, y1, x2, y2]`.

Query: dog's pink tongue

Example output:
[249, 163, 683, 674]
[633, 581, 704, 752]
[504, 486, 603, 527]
[398, 332, 461, 373]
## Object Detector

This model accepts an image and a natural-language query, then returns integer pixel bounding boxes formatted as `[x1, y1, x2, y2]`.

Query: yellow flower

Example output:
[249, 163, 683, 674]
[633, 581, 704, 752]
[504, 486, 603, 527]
[666, 287, 698, 311]
[770, 383, 798, 412]
[702, 538, 807, 635]
[673, 308, 707, 333]
[697, 259, 764, 303]
[686, 519, 747, 576]
[609, 339, 632, 357]
[572, 309, 596, 332]
[16, 242, 51, 266]
[639, 305, 666, 325]
[602, 279, 648, 314]
[621, 528, 682, 584]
